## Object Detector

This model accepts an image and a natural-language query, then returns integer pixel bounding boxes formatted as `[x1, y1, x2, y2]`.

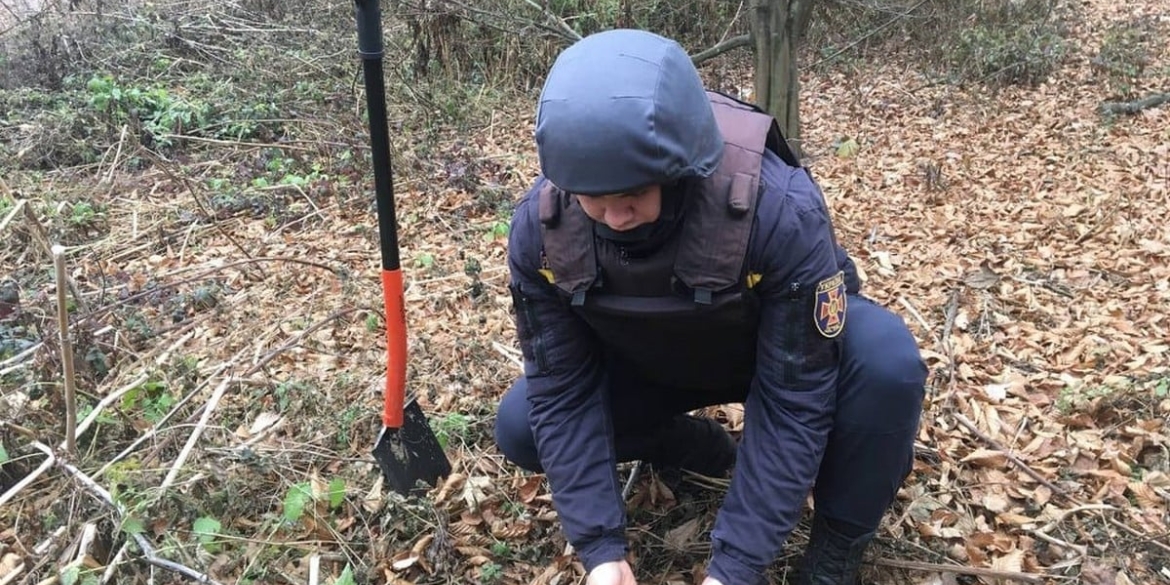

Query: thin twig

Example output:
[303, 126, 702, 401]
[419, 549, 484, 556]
[159, 376, 232, 492]
[872, 557, 1045, 583]
[159, 305, 348, 492]
[100, 542, 130, 583]
[0, 447, 55, 508]
[52, 245, 79, 458]
[940, 289, 960, 361]
[0, 198, 26, 232]
[72, 374, 149, 443]
[1073, 199, 1121, 245]
[138, 148, 256, 263]
[0, 562, 25, 585]
[154, 133, 328, 151]
[621, 461, 643, 501]
[690, 34, 752, 66]
[896, 295, 938, 346]
[244, 308, 358, 377]
[92, 363, 231, 481]
[309, 555, 321, 585]
[939, 288, 961, 396]
[0, 341, 41, 372]
[492, 341, 524, 373]
[953, 412, 1068, 497]
[806, 0, 930, 70]
[23, 203, 89, 312]
[102, 124, 130, 185]
[1098, 91, 1170, 115]
[1107, 517, 1170, 555]
[75, 255, 343, 326]
[32, 442, 225, 585]
[1030, 529, 1087, 555]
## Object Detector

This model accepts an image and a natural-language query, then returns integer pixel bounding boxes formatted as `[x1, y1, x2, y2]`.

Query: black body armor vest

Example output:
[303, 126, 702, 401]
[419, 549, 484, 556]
[536, 91, 803, 392]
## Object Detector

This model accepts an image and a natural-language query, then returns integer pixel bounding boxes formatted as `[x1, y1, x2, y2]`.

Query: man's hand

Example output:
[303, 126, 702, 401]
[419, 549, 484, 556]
[700, 576, 724, 585]
[587, 560, 638, 585]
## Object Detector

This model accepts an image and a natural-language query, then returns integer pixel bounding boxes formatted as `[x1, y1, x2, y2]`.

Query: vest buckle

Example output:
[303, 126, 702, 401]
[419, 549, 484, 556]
[693, 288, 713, 305]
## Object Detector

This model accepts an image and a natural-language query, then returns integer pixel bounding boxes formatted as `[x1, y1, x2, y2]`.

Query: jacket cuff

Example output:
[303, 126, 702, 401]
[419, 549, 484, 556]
[576, 533, 629, 573]
[708, 543, 765, 585]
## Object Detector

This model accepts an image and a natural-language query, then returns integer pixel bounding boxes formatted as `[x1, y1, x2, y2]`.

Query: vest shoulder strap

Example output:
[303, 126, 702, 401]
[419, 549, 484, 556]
[537, 181, 597, 301]
[672, 92, 779, 296]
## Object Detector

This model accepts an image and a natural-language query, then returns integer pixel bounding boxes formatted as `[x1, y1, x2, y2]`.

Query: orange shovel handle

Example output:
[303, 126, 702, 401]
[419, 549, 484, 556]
[381, 268, 406, 428]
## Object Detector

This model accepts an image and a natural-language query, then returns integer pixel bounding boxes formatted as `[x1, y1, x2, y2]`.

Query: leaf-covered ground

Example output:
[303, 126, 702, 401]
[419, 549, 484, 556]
[1, 0, 1168, 584]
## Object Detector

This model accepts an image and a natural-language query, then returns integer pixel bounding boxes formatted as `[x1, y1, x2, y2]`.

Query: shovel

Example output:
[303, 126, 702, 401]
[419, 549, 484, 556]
[354, 0, 452, 496]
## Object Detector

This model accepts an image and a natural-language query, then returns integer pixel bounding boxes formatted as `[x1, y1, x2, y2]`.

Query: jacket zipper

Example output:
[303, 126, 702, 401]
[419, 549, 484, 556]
[520, 291, 550, 374]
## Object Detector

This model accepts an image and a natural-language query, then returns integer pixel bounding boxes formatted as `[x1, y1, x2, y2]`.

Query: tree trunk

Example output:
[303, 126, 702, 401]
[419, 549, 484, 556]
[752, 0, 814, 160]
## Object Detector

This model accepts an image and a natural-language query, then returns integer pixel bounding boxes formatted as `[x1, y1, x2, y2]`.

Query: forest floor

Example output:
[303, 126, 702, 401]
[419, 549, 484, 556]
[1, 0, 1168, 584]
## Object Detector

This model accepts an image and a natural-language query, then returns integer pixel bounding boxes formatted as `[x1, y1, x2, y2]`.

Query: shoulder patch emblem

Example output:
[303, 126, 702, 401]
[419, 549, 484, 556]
[814, 271, 847, 338]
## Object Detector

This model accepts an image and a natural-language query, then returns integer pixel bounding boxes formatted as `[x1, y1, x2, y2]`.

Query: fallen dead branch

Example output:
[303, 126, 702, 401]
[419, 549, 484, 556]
[92, 365, 228, 481]
[0, 198, 25, 233]
[872, 557, 1046, 583]
[30, 442, 225, 585]
[952, 412, 1069, 498]
[0, 341, 41, 377]
[0, 446, 55, 508]
[1098, 91, 1170, 115]
[159, 369, 239, 492]
[76, 255, 344, 326]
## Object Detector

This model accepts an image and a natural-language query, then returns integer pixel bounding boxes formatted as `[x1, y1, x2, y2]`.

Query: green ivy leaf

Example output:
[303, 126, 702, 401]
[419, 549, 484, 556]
[61, 566, 80, 585]
[334, 564, 356, 585]
[836, 137, 860, 158]
[193, 516, 222, 548]
[283, 482, 313, 523]
[0, 441, 8, 465]
[328, 478, 346, 509]
[1155, 379, 1169, 398]
[121, 516, 145, 536]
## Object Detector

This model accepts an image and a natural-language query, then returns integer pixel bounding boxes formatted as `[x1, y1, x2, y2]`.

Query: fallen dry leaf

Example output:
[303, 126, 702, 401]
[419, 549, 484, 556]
[664, 517, 702, 552]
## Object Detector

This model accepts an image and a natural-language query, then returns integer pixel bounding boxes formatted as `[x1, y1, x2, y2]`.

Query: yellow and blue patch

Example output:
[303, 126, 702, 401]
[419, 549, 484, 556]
[814, 271, 847, 338]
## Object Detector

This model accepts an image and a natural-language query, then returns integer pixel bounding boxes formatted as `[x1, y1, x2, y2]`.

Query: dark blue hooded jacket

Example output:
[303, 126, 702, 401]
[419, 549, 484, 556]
[507, 29, 857, 585]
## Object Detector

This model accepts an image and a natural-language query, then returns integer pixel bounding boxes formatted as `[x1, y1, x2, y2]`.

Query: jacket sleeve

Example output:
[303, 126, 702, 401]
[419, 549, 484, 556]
[707, 162, 844, 585]
[506, 180, 629, 571]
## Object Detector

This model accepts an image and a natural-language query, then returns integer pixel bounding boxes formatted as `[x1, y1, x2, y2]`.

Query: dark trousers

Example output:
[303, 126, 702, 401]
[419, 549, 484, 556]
[494, 294, 927, 531]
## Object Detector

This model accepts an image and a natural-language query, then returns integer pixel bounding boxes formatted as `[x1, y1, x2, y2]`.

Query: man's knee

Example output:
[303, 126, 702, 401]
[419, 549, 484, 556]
[494, 378, 543, 472]
[840, 297, 928, 428]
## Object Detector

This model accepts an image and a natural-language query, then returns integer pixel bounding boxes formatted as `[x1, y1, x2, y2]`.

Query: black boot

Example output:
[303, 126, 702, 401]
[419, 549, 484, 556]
[790, 514, 876, 585]
[645, 414, 737, 478]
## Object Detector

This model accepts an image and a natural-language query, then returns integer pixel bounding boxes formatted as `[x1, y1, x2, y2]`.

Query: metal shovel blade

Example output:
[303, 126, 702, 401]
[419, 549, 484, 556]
[372, 399, 452, 496]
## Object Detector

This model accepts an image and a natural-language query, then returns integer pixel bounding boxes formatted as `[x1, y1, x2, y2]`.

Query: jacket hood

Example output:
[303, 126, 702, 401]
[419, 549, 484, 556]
[534, 29, 724, 196]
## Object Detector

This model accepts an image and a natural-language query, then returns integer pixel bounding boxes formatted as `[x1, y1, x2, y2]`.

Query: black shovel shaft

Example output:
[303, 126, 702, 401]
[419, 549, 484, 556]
[355, 0, 399, 272]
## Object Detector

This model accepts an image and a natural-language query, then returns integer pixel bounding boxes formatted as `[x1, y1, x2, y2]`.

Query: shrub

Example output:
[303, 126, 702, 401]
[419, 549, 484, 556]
[808, 0, 1073, 87]
[946, 10, 1068, 87]
[1091, 17, 1164, 100]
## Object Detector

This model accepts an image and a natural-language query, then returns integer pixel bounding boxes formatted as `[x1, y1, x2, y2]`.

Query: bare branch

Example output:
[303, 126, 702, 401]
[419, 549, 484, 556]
[691, 33, 753, 66]
[523, 0, 581, 42]
[806, 0, 930, 70]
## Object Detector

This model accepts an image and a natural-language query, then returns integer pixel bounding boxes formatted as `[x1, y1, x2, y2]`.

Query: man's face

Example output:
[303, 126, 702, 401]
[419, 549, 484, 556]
[575, 185, 662, 232]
